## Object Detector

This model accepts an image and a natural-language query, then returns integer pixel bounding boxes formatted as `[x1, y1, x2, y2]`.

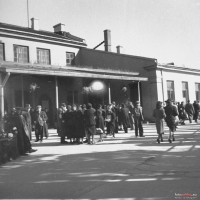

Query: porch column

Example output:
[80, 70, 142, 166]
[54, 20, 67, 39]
[21, 75, 24, 107]
[138, 81, 140, 102]
[55, 77, 59, 109]
[108, 82, 111, 104]
[0, 73, 10, 124]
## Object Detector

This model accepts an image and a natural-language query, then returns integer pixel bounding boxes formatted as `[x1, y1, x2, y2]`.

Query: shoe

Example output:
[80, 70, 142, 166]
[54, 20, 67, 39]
[140, 135, 145, 137]
[168, 139, 172, 143]
[113, 134, 115, 138]
[157, 139, 160, 144]
[172, 136, 175, 141]
[29, 149, 37, 153]
[161, 138, 164, 142]
[61, 141, 68, 144]
[35, 140, 39, 142]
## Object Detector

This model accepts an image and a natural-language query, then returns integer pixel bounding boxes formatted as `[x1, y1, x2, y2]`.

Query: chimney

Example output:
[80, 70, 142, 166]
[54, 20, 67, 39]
[53, 23, 65, 33]
[104, 29, 111, 52]
[116, 45, 123, 54]
[31, 18, 39, 30]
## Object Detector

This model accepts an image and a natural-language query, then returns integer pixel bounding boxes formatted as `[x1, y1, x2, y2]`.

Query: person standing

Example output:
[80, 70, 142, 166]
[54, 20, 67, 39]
[112, 101, 118, 134]
[164, 99, 178, 143]
[23, 104, 32, 141]
[84, 103, 96, 144]
[193, 101, 200, 123]
[95, 104, 105, 142]
[133, 101, 144, 137]
[60, 103, 68, 144]
[105, 104, 116, 137]
[34, 105, 48, 142]
[153, 101, 166, 143]
[128, 102, 135, 130]
[121, 103, 130, 133]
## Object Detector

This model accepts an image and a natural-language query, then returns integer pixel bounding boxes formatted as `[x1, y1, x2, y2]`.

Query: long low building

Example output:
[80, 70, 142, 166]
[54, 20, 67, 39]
[0, 18, 199, 123]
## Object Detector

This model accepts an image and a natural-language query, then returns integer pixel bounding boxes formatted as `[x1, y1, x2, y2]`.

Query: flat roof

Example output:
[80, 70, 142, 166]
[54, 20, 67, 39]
[0, 61, 148, 81]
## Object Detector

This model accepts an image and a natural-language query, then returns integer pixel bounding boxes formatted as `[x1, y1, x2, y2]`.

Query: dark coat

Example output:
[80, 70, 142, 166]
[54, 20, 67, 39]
[133, 107, 144, 121]
[12, 114, 32, 155]
[74, 110, 85, 138]
[22, 111, 32, 140]
[34, 111, 48, 138]
[164, 104, 178, 132]
[63, 110, 74, 139]
[84, 108, 96, 135]
[122, 107, 131, 128]
[185, 103, 195, 116]
[193, 103, 200, 119]
[105, 110, 116, 134]
[95, 108, 105, 133]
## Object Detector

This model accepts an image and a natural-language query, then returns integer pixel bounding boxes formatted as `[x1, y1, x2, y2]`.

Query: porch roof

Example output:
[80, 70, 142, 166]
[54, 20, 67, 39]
[0, 61, 148, 81]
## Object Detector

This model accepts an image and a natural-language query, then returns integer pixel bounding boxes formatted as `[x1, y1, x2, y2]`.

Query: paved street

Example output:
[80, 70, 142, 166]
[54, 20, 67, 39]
[0, 122, 200, 200]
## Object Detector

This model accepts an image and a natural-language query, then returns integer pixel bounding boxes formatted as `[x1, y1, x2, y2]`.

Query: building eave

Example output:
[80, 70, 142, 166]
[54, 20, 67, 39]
[0, 61, 148, 81]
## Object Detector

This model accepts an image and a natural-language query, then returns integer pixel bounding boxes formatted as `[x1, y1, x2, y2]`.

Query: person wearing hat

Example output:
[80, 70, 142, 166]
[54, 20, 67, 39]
[34, 105, 48, 142]
[23, 104, 32, 141]
[121, 103, 130, 133]
[185, 100, 195, 123]
[133, 101, 144, 137]
[164, 99, 178, 143]
[84, 103, 96, 144]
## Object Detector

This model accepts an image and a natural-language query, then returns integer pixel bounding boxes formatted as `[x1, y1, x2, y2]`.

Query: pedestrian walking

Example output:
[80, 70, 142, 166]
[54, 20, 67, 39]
[105, 104, 116, 137]
[153, 101, 166, 143]
[164, 99, 178, 143]
[185, 100, 194, 123]
[128, 101, 135, 130]
[193, 101, 200, 123]
[133, 101, 144, 137]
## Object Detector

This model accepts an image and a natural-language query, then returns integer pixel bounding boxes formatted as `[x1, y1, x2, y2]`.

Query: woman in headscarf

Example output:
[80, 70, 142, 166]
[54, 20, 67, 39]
[153, 101, 166, 143]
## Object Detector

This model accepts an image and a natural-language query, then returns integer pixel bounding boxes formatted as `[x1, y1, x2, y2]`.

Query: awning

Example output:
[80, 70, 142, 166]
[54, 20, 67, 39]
[0, 61, 148, 81]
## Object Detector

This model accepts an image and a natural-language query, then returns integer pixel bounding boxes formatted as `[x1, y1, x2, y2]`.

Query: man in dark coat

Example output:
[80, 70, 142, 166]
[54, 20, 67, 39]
[11, 108, 37, 155]
[193, 101, 200, 123]
[84, 103, 96, 144]
[23, 104, 32, 141]
[164, 99, 178, 143]
[112, 101, 118, 133]
[133, 101, 144, 137]
[60, 103, 68, 144]
[34, 105, 48, 142]
[128, 101, 135, 130]
[185, 100, 195, 123]
[121, 103, 130, 133]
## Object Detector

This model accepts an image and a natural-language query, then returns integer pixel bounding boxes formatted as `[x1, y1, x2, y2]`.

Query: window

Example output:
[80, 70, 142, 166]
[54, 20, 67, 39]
[0, 43, 5, 61]
[14, 45, 28, 63]
[37, 48, 50, 64]
[182, 82, 189, 103]
[195, 83, 200, 101]
[66, 52, 75, 65]
[167, 81, 175, 101]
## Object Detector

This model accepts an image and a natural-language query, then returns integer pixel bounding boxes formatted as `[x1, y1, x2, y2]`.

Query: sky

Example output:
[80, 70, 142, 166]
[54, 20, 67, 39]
[1, 0, 200, 68]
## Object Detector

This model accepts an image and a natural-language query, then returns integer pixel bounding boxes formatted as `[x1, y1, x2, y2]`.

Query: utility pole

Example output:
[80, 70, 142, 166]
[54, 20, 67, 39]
[27, 0, 29, 27]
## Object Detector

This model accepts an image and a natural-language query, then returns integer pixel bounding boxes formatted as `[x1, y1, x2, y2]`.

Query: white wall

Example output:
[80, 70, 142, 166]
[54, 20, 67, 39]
[162, 70, 199, 103]
[1, 37, 79, 66]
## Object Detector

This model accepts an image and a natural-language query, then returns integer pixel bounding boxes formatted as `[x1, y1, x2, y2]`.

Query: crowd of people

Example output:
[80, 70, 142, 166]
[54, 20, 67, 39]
[153, 99, 200, 144]
[57, 100, 144, 145]
[2, 98, 199, 156]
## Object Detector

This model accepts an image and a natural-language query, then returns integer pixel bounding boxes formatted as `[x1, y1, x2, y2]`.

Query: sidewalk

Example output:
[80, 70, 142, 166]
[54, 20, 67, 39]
[0, 122, 199, 200]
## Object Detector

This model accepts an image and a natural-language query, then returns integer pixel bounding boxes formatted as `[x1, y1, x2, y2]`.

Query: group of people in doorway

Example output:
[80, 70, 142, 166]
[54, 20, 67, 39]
[153, 99, 200, 144]
[57, 100, 145, 145]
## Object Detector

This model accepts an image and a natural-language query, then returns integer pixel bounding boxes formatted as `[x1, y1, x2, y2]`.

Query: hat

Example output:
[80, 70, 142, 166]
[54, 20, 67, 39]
[37, 105, 42, 108]
[135, 101, 140, 104]
[165, 99, 172, 103]
[61, 103, 66, 107]
[25, 104, 31, 108]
